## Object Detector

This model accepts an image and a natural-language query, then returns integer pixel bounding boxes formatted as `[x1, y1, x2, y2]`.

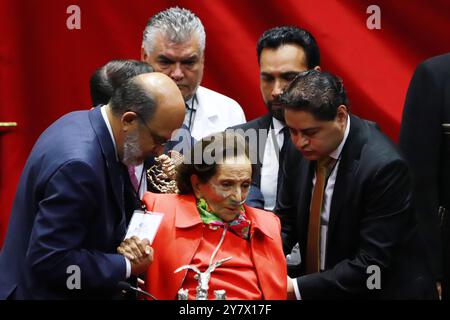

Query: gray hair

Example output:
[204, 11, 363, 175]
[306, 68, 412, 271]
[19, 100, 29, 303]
[142, 7, 206, 55]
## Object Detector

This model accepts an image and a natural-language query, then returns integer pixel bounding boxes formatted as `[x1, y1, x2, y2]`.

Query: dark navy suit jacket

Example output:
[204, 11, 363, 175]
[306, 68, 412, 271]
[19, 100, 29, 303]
[0, 107, 129, 299]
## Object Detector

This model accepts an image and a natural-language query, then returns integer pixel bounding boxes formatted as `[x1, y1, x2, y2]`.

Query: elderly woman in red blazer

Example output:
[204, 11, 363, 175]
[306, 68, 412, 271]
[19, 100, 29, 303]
[127, 131, 287, 300]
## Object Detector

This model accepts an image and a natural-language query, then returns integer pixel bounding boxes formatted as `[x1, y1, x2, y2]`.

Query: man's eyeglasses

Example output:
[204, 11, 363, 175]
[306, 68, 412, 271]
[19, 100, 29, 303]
[134, 111, 168, 147]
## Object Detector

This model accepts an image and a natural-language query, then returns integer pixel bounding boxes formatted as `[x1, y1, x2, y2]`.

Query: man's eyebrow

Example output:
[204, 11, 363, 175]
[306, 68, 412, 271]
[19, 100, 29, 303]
[301, 127, 320, 133]
[156, 54, 199, 61]
[183, 53, 200, 59]
[281, 71, 299, 76]
[288, 126, 319, 132]
[259, 71, 299, 77]
[156, 54, 172, 60]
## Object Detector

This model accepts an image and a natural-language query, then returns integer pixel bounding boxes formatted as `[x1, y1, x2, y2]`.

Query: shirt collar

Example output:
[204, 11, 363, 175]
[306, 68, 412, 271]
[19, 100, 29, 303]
[329, 114, 350, 160]
[271, 117, 286, 135]
[100, 105, 119, 161]
[185, 96, 194, 109]
[193, 87, 220, 119]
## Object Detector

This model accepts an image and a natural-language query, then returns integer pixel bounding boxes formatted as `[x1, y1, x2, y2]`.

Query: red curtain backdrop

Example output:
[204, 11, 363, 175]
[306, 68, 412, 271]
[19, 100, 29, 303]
[1, 0, 449, 246]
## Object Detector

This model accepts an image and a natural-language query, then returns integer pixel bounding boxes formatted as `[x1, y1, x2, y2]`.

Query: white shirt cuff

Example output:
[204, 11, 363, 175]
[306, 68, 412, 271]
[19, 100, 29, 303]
[291, 278, 302, 300]
[124, 257, 131, 278]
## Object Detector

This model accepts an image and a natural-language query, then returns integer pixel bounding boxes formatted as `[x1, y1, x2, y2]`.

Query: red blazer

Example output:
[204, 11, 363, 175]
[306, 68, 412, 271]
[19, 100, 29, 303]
[143, 192, 287, 300]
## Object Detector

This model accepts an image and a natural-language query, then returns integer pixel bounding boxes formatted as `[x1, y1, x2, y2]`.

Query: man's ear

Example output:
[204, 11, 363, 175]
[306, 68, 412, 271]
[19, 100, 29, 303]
[141, 47, 148, 62]
[336, 105, 348, 123]
[313, 65, 321, 71]
[121, 111, 139, 132]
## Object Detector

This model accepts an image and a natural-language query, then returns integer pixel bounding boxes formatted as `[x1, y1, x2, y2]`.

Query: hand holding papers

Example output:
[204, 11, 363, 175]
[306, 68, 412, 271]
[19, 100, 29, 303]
[118, 210, 163, 275]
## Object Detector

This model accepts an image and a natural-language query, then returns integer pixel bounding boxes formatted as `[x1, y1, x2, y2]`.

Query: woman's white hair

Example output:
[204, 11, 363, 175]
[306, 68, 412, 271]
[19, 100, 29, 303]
[142, 7, 206, 55]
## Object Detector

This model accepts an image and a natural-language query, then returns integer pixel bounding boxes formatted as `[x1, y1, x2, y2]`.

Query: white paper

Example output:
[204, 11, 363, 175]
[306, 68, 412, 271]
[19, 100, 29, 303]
[124, 210, 164, 244]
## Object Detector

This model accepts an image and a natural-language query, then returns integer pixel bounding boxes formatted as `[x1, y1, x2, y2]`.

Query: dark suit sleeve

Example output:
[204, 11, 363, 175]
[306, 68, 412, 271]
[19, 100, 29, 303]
[26, 160, 126, 291]
[399, 61, 443, 280]
[245, 184, 265, 209]
[275, 143, 298, 254]
[297, 159, 415, 298]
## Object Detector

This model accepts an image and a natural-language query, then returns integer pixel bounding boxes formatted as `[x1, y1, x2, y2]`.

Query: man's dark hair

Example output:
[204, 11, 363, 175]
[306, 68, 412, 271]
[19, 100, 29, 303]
[280, 70, 349, 121]
[110, 76, 157, 122]
[90, 60, 153, 106]
[256, 26, 320, 68]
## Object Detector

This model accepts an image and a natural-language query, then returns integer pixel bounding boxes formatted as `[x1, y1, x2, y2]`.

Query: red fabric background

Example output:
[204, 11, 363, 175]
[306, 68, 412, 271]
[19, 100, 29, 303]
[1, 0, 449, 246]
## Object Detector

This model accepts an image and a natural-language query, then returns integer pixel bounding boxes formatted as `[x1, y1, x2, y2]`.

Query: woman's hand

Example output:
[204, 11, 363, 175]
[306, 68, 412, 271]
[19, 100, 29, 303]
[157, 154, 176, 180]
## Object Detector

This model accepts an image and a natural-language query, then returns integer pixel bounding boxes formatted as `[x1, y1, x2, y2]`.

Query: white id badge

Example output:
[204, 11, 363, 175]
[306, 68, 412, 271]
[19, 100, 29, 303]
[124, 210, 164, 244]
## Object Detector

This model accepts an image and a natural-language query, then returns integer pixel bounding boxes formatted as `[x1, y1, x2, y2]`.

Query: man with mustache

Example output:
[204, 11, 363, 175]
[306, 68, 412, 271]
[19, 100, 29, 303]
[231, 26, 320, 211]
[0, 73, 185, 299]
[141, 7, 246, 141]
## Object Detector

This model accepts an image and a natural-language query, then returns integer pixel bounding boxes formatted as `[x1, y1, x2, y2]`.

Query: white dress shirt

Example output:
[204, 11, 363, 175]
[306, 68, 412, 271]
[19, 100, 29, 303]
[101, 106, 147, 198]
[101, 106, 131, 279]
[292, 115, 350, 299]
[260, 117, 287, 211]
[187, 86, 246, 141]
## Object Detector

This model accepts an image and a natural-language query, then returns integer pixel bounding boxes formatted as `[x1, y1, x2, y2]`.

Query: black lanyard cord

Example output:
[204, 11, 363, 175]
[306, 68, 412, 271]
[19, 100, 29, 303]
[186, 94, 197, 132]
[131, 166, 146, 210]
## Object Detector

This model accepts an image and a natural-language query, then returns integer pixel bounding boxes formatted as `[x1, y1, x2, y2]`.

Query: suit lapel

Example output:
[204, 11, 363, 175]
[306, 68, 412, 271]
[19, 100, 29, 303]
[298, 159, 315, 255]
[88, 107, 125, 218]
[327, 115, 365, 242]
[327, 154, 358, 240]
[246, 206, 282, 299]
[169, 195, 203, 298]
[251, 235, 275, 299]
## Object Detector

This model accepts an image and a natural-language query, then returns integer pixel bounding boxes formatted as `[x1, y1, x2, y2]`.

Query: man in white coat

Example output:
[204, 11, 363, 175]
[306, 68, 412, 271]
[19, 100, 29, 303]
[141, 7, 246, 141]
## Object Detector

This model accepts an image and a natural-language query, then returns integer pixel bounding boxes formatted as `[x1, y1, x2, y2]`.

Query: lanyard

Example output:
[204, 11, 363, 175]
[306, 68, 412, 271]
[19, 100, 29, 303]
[131, 166, 146, 210]
[186, 94, 198, 132]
